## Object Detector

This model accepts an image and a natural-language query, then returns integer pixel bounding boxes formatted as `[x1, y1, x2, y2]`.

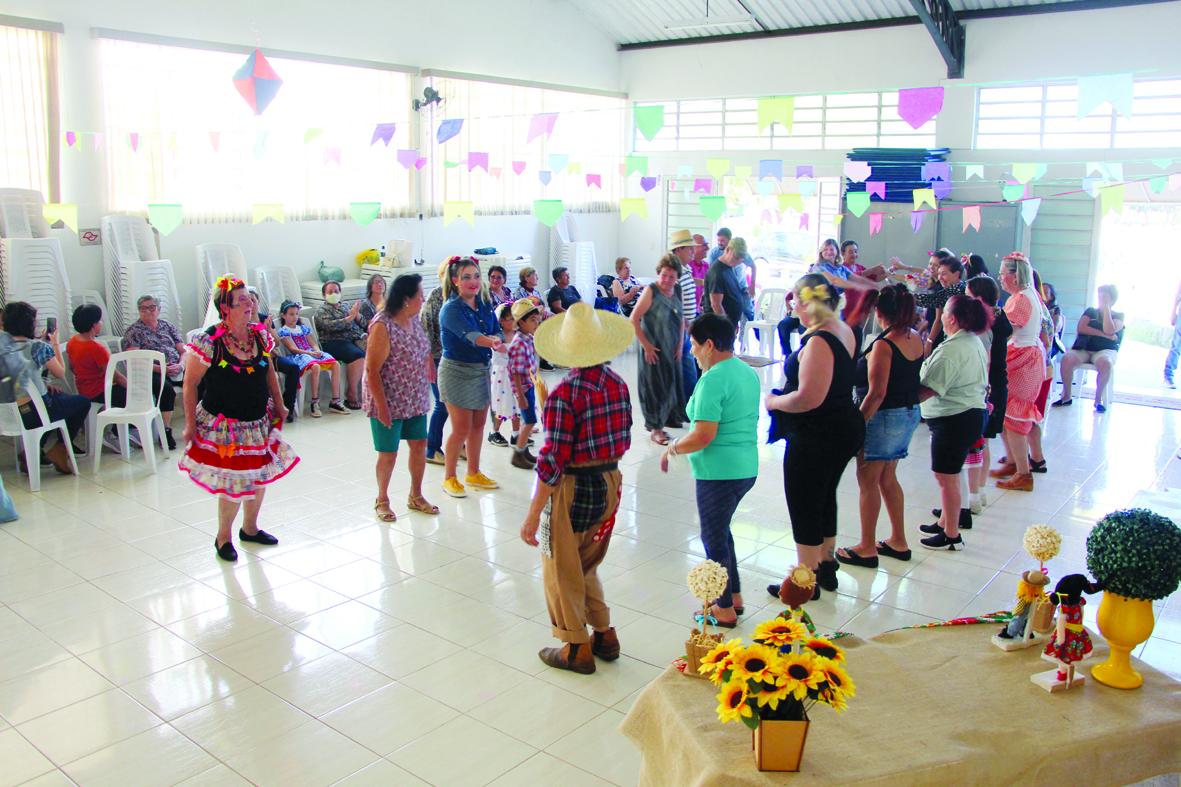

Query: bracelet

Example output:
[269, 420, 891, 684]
[668, 439, 679, 456]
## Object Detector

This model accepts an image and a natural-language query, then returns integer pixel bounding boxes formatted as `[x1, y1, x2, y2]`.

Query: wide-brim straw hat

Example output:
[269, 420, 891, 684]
[510, 297, 541, 322]
[534, 302, 635, 368]
[669, 229, 695, 250]
[1022, 570, 1050, 586]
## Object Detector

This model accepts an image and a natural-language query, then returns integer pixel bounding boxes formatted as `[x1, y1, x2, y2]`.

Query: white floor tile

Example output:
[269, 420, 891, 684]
[261, 651, 392, 717]
[17, 688, 161, 765]
[321, 682, 459, 756]
[0, 728, 56, 785]
[61, 724, 218, 787]
[388, 715, 536, 787]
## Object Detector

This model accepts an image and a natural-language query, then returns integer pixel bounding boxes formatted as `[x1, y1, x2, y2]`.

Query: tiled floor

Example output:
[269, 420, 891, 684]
[1, 352, 1179, 786]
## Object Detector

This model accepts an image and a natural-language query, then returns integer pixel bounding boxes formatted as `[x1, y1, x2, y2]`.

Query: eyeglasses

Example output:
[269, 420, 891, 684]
[139, 304, 159, 312]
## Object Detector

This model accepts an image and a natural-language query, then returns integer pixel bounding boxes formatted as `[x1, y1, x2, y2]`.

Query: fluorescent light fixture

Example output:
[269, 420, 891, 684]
[665, 13, 754, 30]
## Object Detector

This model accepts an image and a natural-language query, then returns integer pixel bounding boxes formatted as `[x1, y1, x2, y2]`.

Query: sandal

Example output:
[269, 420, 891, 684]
[374, 499, 397, 522]
[407, 494, 439, 515]
[650, 430, 670, 446]
[835, 546, 879, 569]
[876, 541, 912, 562]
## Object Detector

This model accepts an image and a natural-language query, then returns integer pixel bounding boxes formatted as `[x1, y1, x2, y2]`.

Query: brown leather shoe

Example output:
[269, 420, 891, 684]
[45, 441, 74, 475]
[539, 642, 595, 674]
[592, 627, 620, 661]
[996, 472, 1033, 491]
[989, 462, 1017, 478]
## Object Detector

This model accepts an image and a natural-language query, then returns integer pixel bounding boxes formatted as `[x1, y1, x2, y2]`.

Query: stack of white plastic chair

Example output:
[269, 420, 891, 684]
[195, 243, 249, 327]
[0, 189, 73, 336]
[101, 215, 171, 335]
[252, 266, 301, 314]
[70, 290, 123, 351]
[547, 213, 595, 305]
[126, 259, 183, 331]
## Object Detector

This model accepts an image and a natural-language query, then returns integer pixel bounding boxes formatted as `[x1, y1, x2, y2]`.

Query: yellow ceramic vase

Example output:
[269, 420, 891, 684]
[1091, 592, 1155, 689]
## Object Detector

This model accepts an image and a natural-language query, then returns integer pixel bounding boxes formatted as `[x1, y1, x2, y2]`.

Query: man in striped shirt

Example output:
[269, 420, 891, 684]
[670, 229, 699, 405]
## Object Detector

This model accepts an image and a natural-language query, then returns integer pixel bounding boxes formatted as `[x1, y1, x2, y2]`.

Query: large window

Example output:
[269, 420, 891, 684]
[975, 77, 1181, 149]
[426, 75, 625, 214]
[633, 93, 936, 153]
[0, 21, 60, 200]
[99, 37, 413, 221]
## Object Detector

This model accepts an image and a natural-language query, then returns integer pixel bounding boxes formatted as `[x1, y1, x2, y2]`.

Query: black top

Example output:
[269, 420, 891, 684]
[547, 284, 582, 311]
[854, 334, 923, 410]
[1071, 308, 1124, 352]
[987, 310, 1013, 396]
[779, 330, 858, 433]
[703, 260, 746, 327]
[200, 326, 271, 422]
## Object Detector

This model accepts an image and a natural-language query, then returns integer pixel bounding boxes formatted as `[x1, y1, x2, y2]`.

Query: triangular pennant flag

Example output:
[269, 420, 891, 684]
[436, 119, 463, 144]
[912, 188, 936, 210]
[734, 165, 752, 180]
[633, 105, 665, 141]
[761, 209, 775, 225]
[549, 154, 569, 173]
[1021, 198, 1042, 225]
[758, 159, 783, 180]
[964, 164, 984, 180]
[796, 165, 813, 179]
[1100, 183, 1125, 215]
[444, 160, 461, 169]
[512, 161, 526, 175]
[910, 211, 925, 233]
[676, 164, 694, 179]
[640, 176, 657, 192]
[620, 198, 648, 221]
[798, 180, 817, 198]
[323, 147, 342, 166]
[349, 202, 381, 227]
[698, 195, 727, 221]
[370, 123, 396, 146]
[586, 174, 602, 189]
[1151, 158, 1173, 169]
[897, 87, 944, 129]
[1171, 174, 1181, 191]
[693, 178, 712, 194]
[1103, 162, 1124, 181]
[397, 149, 419, 169]
[303, 128, 323, 144]
[778, 194, 804, 213]
[147, 203, 182, 236]
[208, 131, 220, 152]
[921, 162, 950, 182]
[626, 155, 648, 176]
[1081, 177, 1101, 197]
[1002, 183, 1026, 202]
[539, 170, 552, 186]
[1086, 161, 1105, 177]
[42, 203, 78, 233]
[1077, 73, 1134, 118]
[869, 212, 884, 236]
[568, 162, 582, 175]
[533, 199, 565, 227]
[834, 215, 843, 226]
[443, 201, 474, 227]
[707, 158, 731, 180]
[64, 131, 76, 148]
[843, 161, 872, 183]
[414, 156, 427, 170]
[527, 112, 558, 143]
[1150, 176, 1169, 194]
[467, 152, 489, 172]
[756, 180, 776, 196]
[252, 203, 284, 224]
[847, 192, 871, 217]
[866, 181, 886, 199]
[1011, 163, 1046, 184]
[129, 133, 140, 152]
[932, 180, 953, 200]
[756, 97, 793, 133]
[962, 205, 981, 232]
[799, 213, 809, 230]
[490, 167, 502, 178]
[233, 49, 283, 116]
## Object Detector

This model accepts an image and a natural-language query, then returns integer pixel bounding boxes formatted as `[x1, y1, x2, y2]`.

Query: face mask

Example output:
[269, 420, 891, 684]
[325, 293, 342, 305]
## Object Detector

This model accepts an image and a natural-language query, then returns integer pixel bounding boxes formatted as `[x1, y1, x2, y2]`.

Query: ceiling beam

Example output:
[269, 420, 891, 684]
[909, 0, 965, 79]
[734, 0, 770, 32]
[958, 0, 1175, 20]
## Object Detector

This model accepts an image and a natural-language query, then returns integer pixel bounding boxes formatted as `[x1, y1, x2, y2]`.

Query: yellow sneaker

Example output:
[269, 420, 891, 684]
[464, 472, 499, 490]
[441, 477, 467, 498]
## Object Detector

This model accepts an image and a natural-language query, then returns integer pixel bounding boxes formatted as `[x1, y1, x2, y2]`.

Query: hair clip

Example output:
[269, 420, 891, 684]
[215, 275, 243, 292]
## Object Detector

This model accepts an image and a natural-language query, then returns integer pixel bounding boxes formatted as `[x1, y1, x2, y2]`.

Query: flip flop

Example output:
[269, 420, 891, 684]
[835, 546, 879, 569]
[876, 541, 912, 561]
[694, 611, 738, 629]
[650, 430, 670, 446]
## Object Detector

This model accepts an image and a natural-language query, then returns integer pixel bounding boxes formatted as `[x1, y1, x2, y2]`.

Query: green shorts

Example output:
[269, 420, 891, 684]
[369, 413, 427, 453]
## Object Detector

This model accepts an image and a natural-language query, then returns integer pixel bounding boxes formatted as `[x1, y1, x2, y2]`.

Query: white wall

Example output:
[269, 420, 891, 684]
[4, 0, 621, 330]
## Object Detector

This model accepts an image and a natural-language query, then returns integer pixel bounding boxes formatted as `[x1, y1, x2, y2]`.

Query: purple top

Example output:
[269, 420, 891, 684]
[362, 311, 431, 420]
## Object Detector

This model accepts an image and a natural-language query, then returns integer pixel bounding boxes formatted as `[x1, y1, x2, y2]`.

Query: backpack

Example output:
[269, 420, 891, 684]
[594, 275, 620, 313]
[0, 333, 32, 405]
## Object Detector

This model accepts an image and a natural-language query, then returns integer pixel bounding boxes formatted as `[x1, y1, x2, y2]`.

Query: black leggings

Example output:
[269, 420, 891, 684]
[783, 414, 865, 547]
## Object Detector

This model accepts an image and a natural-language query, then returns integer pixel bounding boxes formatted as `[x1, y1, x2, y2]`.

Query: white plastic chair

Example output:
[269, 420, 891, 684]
[288, 312, 337, 418]
[0, 386, 79, 491]
[196, 243, 249, 327]
[0, 188, 51, 238]
[100, 215, 166, 335]
[744, 288, 788, 360]
[92, 350, 170, 474]
[1071, 362, 1117, 408]
[58, 342, 104, 457]
[252, 266, 302, 315]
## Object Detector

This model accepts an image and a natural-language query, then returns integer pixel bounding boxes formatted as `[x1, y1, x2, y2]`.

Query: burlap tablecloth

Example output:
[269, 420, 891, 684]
[619, 624, 1181, 786]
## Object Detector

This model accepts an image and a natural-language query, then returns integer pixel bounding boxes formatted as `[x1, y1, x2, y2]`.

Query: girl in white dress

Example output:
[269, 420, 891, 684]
[487, 303, 520, 446]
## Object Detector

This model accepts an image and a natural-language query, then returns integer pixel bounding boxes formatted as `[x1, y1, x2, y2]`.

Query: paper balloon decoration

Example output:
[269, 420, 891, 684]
[233, 49, 283, 116]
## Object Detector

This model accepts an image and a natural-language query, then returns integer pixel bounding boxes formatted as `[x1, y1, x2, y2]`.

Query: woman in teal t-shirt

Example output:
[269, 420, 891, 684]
[660, 313, 761, 627]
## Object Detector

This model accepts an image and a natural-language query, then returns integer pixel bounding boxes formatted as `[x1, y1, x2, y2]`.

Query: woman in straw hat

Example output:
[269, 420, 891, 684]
[631, 254, 687, 445]
[520, 303, 635, 675]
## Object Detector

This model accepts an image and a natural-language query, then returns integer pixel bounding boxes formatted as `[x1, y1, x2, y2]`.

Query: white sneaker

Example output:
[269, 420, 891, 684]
[970, 498, 983, 515]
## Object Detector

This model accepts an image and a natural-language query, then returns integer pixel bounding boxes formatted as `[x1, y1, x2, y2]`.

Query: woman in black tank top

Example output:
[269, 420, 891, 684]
[765, 275, 865, 601]
[836, 284, 924, 569]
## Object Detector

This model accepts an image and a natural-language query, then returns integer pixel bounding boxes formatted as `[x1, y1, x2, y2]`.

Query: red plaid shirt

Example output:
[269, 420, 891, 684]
[506, 331, 538, 381]
[536, 364, 633, 486]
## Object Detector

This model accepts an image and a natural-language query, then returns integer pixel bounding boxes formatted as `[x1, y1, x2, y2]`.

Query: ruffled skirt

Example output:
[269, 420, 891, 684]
[178, 403, 299, 498]
[1004, 344, 1046, 435]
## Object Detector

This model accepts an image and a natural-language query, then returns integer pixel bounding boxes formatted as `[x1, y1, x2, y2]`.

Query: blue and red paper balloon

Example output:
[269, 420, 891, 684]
[233, 49, 283, 115]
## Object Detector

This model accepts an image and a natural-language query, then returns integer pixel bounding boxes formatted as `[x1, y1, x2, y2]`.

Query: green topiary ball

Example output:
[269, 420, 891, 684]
[1086, 508, 1181, 601]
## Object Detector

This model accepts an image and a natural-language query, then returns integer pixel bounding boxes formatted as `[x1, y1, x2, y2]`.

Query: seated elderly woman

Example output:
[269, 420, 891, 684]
[1054, 284, 1124, 413]
[314, 281, 367, 408]
[122, 295, 186, 380]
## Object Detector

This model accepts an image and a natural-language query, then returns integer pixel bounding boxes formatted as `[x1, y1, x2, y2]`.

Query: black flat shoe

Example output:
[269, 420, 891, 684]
[1051, 398, 1073, 407]
[816, 560, 839, 592]
[767, 583, 781, 599]
[835, 547, 879, 569]
[919, 521, 945, 535]
[239, 528, 278, 545]
[920, 531, 963, 551]
[215, 538, 238, 562]
[734, 606, 745, 615]
[876, 541, 912, 561]
[1030, 458, 1047, 474]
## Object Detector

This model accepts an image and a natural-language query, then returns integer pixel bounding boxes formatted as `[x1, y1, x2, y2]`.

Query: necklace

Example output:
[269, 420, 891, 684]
[220, 323, 255, 357]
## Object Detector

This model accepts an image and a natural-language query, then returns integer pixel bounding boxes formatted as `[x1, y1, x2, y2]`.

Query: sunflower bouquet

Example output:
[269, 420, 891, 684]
[700, 614, 855, 729]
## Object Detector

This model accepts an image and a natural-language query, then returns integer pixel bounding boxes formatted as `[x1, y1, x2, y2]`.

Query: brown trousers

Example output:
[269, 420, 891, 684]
[542, 467, 622, 644]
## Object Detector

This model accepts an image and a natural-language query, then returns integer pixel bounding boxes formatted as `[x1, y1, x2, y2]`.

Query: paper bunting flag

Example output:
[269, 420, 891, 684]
[436, 119, 463, 144]
[867, 181, 886, 199]
[758, 159, 783, 180]
[1002, 183, 1025, 203]
[64, 131, 76, 148]
[834, 215, 843, 226]
[1081, 177, 1101, 198]
[964, 164, 984, 180]
[549, 154, 569, 173]
[209, 131, 220, 152]
[490, 167, 502, 178]
[757, 97, 793, 133]
[444, 160, 461, 169]
[626, 155, 648, 176]
[148, 204, 182, 236]
[1150, 176, 1168, 194]
[962, 205, 981, 232]
[620, 198, 648, 221]
[527, 113, 558, 143]
[1171, 174, 1181, 191]
[397, 149, 419, 169]
[349, 202, 381, 227]
[533, 199, 565, 227]
[1100, 183, 1124, 215]
[467, 152, 489, 172]
[539, 170, 552, 186]
[233, 49, 283, 116]
[693, 178, 713, 195]
[634, 105, 665, 141]
[869, 212, 884, 236]
[1021, 198, 1041, 225]
[443, 201, 474, 227]
[323, 147, 342, 166]
[912, 188, 936, 210]
[512, 161, 526, 175]
[1104, 162, 1124, 181]
[253, 131, 269, 160]
[586, 174, 601, 188]
[371, 123, 396, 146]
[756, 180, 776, 196]
[798, 180, 817, 198]
[897, 87, 943, 129]
[129, 133, 140, 152]
[761, 209, 774, 225]
[1085, 161, 1104, 177]
[910, 211, 924, 233]
[1077, 73, 1133, 118]
[734, 165, 753, 180]
[799, 213, 809, 230]
[796, 165, 813, 179]
[676, 164, 694, 179]
[640, 176, 657, 192]
[92, 133, 103, 152]
[42, 203, 78, 233]
[1152, 158, 1174, 169]
[846, 192, 871, 218]
[698, 195, 726, 221]
[568, 162, 582, 175]
[303, 128, 323, 144]
[1011, 163, 1046, 184]
[843, 161, 872, 183]
[921, 162, 950, 182]
[778, 193, 804, 213]
[932, 180, 953, 200]
[252, 204, 284, 224]
[707, 158, 730, 180]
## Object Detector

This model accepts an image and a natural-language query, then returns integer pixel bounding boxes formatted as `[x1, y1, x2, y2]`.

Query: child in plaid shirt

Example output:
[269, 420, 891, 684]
[508, 299, 543, 469]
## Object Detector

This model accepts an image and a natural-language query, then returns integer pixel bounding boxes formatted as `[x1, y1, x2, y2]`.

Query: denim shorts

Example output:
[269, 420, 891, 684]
[862, 405, 920, 462]
[520, 387, 537, 426]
